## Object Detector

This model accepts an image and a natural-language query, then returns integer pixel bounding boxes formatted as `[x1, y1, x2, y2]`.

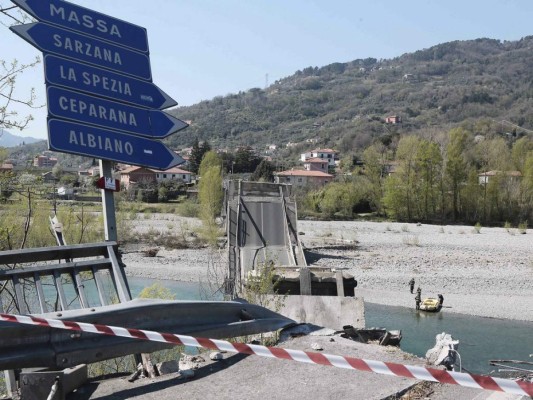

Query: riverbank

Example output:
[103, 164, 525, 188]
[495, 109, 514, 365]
[121, 217, 532, 322]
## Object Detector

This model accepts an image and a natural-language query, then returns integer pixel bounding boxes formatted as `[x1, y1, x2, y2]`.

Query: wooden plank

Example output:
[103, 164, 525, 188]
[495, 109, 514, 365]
[0, 259, 112, 279]
[34, 273, 48, 313]
[53, 271, 68, 310]
[0, 242, 116, 265]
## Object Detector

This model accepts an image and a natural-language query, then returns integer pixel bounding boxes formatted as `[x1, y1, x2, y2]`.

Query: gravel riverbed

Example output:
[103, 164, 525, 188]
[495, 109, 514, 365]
[121, 216, 533, 322]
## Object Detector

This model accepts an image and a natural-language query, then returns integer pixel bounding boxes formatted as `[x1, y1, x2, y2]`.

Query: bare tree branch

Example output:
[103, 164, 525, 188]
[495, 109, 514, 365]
[0, 57, 43, 131]
[0, 2, 41, 131]
[0, 3, 31, 25]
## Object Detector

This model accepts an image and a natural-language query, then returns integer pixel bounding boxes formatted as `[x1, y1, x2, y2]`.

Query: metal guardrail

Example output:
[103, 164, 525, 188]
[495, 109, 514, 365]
[0, 241, 131, 315]
[0, 241, 295, 372]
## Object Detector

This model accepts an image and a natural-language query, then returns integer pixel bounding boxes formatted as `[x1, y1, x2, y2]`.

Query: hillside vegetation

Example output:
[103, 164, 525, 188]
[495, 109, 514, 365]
[168, 37, 533, 154]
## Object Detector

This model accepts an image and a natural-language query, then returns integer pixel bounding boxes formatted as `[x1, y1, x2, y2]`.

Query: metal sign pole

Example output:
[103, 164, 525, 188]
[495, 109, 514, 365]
[99, 160, 117, 242]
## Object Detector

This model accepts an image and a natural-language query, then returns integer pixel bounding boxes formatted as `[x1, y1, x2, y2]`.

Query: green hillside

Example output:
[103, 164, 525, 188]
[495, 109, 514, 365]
[167, 37, 533, 154]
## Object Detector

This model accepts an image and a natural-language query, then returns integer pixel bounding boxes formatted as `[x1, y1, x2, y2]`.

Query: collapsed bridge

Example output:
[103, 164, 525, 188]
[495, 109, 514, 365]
[225, 180, 356, 297]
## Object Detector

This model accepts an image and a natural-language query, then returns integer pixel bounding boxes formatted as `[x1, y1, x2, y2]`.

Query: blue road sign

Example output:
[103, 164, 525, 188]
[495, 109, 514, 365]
[44, 55, 177, 109]
[48, 119, 184, 170]
[12, 0, 149, 53]
[11, 22, 152, 81]
[47, 86, 188, 139]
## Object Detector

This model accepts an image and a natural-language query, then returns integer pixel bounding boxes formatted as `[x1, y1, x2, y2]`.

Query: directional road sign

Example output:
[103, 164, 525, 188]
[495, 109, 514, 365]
[47, 86, 188, 139]
[44, 55, 177, 109]
[12, 0, 149, 53]
[48, 119, 184, 170]
[11, 23, 152, 81]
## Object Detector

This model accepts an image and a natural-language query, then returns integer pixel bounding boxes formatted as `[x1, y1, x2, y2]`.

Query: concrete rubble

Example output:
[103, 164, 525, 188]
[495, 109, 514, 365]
[63, 324, 522, 400]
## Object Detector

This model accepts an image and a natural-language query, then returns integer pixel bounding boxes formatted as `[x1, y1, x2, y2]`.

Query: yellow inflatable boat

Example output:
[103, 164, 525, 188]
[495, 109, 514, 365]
[419, 297, 442, 312]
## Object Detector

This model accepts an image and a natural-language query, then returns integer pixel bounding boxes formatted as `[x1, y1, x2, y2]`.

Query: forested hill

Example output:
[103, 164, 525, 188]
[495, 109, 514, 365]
[167, 36, 533, 154]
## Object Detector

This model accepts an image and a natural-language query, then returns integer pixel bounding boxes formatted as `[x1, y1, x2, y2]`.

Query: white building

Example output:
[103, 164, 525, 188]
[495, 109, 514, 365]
[153, 167, 194, 184]
[274, 169, 333, 187]
[300, 148, 337, 166]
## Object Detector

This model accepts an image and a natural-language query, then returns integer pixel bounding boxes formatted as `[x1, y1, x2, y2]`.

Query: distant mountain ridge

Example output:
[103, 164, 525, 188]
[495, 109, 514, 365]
[0, 129, 43, 148]
[166, 36, 533, 155]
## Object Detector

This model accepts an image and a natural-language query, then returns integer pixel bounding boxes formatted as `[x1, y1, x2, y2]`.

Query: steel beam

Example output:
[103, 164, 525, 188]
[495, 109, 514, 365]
[0, 298, 295, 370]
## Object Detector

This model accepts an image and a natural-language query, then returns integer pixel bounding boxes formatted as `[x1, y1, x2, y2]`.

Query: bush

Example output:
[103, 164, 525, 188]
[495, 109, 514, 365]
[175, 200, 200, 218]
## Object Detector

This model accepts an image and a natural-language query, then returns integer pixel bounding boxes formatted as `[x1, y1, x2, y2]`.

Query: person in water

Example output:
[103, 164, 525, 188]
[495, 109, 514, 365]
[415, 287, 422, 310]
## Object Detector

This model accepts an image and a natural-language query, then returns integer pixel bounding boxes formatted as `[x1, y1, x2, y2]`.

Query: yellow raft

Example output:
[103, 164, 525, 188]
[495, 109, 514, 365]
[419, 298, 442, 312]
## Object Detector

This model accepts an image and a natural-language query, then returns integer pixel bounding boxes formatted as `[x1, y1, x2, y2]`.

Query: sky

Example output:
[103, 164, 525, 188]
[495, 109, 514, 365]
[2, 0, 533, 140]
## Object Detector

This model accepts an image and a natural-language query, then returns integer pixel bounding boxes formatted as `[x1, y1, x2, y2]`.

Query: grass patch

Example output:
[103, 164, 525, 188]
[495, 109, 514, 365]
[402, 234, 420, 247]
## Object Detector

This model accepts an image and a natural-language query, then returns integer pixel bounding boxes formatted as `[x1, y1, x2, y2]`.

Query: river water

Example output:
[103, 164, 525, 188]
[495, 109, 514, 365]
[128, 277, 533, 375]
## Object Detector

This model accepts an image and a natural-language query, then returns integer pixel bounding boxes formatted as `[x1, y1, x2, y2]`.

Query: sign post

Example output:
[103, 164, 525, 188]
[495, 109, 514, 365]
[10, 0, 188, 241]
[100, 160, 117, 241]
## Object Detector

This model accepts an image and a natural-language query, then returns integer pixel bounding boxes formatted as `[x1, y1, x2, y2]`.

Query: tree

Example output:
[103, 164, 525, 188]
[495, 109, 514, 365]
[198, 152, 223, 245]
[415, 140, 442, 221]
[383, 136, 421, 220]
[52, 164, 64, 180]
[199, 150, 221, 177]
[0, 4, 41, 132]
[200, 139, 211, 157]
[521, 151, 533, 221]
[445, 128, 469, 221]
[233, 146, 261, 173]
[511, 137, 533, 172]
[251, 159, 274, 182]
[188, 138, 202, 174]
[362, 143, 389, 215]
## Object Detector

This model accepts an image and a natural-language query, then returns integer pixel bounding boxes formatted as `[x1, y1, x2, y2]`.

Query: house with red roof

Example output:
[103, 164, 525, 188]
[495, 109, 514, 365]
[274, 169, 333, 187]
[303, 157, 328, 172]
[120, 166, 194, 189]
[119, 166, 156, 189]
[0, 163, 14, 173]
[153, 167, 193, 184]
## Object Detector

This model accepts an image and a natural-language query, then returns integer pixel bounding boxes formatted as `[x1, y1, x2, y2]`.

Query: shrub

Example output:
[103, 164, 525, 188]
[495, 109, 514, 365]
[402, 234, 420, 246]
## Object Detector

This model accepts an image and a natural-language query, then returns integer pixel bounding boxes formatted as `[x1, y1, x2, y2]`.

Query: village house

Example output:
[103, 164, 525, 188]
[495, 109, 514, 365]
[478, 170, 522, 185]
[119, 166, 157, 190]
[33, 155, 58, 168]
[385, 115, 402, 124]
[120, 166, 194, 190]
[303, 157, 328, 172]
[41, 171, 56, 183]
[274, 169, 333, 187]
[153, 167, 193, 184]
[300, 148, 338, 167]
[0, 163, 14, 173]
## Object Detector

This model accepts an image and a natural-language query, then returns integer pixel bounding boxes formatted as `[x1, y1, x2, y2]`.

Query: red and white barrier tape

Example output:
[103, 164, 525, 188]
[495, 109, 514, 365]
[0, 313, 531, 397]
